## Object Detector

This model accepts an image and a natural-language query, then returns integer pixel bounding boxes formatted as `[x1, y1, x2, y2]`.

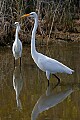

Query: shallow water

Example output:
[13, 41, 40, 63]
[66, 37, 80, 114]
[0, 41, 80, 120]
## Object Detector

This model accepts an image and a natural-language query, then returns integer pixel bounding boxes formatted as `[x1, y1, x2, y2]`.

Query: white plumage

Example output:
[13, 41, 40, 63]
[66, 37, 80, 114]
[21, 12, 74, 85]
[12, 22, 22, 59]
[12, 22, 22, 67]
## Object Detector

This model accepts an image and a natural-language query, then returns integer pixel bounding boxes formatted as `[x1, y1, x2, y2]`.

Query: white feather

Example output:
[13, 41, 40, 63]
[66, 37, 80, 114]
[22, 12, 74, 83]
[12, 22, 22, 60]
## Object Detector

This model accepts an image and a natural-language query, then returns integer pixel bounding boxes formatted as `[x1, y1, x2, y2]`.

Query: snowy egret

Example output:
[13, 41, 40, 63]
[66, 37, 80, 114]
[12, 22, 22, 68]
[21, 12, 74, 86]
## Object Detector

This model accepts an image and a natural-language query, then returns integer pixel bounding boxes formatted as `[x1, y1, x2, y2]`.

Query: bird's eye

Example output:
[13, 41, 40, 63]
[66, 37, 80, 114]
[31, 13, 33, 15]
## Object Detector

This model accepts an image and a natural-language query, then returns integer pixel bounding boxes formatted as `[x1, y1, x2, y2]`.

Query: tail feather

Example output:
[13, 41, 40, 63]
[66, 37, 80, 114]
[67, 69, 74, 74]
[59, 63, 74, 74]
[64, 67, 74, 74]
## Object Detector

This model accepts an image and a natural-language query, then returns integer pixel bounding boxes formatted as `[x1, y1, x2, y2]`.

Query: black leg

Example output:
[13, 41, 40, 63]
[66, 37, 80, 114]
[20, 57, 21, 71]
[53, 74, 60, 86]
[48, 80, 49, 86]
[20, 57, 21, 67]
[14, 58, 15, 68]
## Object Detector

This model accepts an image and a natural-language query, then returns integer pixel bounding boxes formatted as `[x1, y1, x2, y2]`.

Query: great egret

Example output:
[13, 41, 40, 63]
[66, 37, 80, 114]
[12, 22, 22, 68]
[21, 12, 74, 86]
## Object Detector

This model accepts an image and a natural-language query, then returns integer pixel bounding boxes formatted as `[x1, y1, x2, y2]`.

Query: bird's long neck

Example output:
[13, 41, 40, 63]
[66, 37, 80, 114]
[15, 26, 19, 42]
[31, 16, 38, 55]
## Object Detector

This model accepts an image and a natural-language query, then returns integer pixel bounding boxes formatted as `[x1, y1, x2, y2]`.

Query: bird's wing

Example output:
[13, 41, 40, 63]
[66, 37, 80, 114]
[12, 42, 15, 54]
[15, 39, 22, 54]
[38, 55, 59, 72]
[38, 54, 73, 74]
[19, 39, 22, 50]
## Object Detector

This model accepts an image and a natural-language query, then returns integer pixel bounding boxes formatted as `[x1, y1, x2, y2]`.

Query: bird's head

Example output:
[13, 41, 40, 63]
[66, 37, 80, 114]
[14, 22, 20, 32]
[21, 12, 37, 19]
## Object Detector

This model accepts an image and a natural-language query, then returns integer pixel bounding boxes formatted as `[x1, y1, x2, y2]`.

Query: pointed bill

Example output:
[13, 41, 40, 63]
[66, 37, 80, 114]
[21, 14, 30, 18]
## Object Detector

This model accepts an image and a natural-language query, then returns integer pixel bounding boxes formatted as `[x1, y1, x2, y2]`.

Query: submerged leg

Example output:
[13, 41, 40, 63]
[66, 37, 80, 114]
[53, 74, 60, 86]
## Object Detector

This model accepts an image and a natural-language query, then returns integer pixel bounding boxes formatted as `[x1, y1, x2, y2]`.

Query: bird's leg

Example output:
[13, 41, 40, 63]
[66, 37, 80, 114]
[53, 74, 60, 86]
[46, 71, 50, 87]
[20, 57, 21, 67]
[20, 57, 21, 71]
[48, 80, 49, 87]
[14, 58, 15, 69]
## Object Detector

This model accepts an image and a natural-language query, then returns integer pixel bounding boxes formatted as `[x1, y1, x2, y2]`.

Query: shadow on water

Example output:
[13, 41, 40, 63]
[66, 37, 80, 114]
[13, 66, 23, 110]
[31, 82, 80, 120]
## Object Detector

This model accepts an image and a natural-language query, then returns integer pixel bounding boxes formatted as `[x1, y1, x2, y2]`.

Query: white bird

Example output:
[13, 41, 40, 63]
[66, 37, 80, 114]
[12, 22, 22, 68]
[21, 12, 74, 86]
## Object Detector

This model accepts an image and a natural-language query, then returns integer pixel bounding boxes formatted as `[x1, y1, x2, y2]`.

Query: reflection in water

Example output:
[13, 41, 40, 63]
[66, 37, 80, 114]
[13, 66, 23, 110]
[1, 42, 80, 120]
[31, 84, 73, 120]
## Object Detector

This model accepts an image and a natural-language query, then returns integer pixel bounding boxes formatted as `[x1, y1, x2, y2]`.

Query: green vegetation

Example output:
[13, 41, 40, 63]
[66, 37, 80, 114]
[0, 0, 80, 46]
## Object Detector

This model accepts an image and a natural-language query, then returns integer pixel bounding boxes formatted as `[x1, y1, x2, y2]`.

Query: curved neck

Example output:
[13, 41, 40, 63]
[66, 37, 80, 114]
[15, 26, 19, 42]
[31, 15, 38, 54]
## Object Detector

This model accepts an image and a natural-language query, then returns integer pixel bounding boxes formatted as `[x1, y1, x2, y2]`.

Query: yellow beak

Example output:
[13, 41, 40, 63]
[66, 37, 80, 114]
[21, 14, 30, 18]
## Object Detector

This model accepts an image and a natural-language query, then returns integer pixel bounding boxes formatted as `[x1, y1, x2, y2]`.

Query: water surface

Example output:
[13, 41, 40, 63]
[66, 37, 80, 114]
[0, 41, 80, 120]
